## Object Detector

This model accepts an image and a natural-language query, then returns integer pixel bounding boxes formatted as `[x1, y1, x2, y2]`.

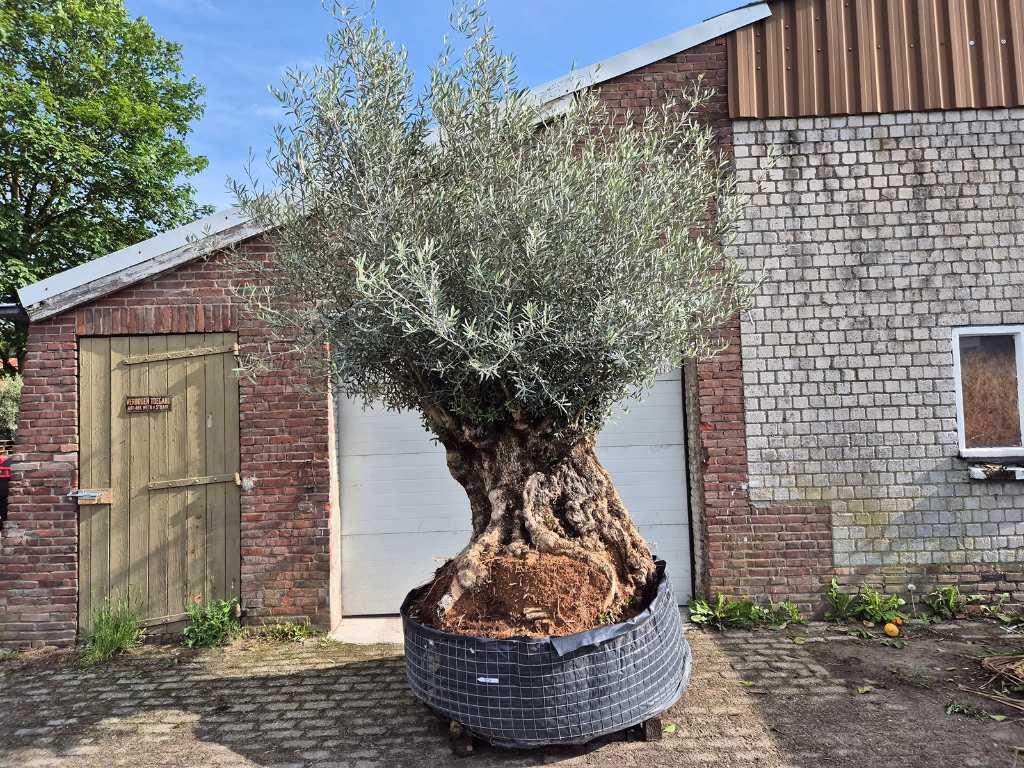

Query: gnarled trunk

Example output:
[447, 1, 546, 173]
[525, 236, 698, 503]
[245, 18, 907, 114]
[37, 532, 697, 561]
[419, 418, 657, 634]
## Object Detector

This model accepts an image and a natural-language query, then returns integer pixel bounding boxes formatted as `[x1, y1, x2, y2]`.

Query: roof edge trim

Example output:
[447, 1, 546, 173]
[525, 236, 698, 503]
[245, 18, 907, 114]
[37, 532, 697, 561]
[530, 2, 770, 111]
[18, 207, 265, 321]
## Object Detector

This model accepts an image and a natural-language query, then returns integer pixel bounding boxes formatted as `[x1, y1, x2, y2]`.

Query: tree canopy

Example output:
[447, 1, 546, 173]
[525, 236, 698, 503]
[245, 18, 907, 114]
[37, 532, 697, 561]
[0, 0, 210, 371]
[234, 3, 751, 443]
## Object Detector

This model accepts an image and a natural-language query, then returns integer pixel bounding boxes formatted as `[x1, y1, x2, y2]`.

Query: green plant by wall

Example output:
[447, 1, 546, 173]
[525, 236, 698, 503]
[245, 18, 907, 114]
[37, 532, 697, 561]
[855, 586, 906, 624]
[823, 581, 906, 625]
[924, 585, 984, 620]
[689, 594, 804, 630]
[80, 594, 144, 665]
[825, 577, 857, 621]
[980, 593, 1024, 630]
[183, 597, 241, 648]
[251, 620, 319, 642]
[0, 374, 21, 438]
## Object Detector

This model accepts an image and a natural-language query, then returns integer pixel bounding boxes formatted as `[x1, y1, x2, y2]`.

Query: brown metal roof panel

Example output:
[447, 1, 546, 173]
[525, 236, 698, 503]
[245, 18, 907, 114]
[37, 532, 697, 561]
[729, 0, 1024, 118]
[824, 0, 853, 114]
[887, 0, 915, 110]
[1010, 0, 1024, 103]
[795, 0, 820, 113]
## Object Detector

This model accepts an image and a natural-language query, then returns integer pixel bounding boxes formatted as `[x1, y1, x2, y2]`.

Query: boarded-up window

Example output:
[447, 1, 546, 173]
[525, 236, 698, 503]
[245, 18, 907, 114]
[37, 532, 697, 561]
[958, 334, 1022, 450]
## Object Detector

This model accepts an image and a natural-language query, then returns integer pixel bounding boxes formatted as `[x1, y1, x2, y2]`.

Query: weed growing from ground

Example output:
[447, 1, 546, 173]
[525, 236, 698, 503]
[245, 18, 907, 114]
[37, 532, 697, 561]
[80, 594, 144, 665]
[183, 597, 241, 648]
[689, 594, 804, 630]
[823, 581, 905, 625]
[924, 585, 984, 620]
[825, 577, 858, 621]
[855, 586, 906, 624]
[980, 593, 1024, 631]
[251, 620, 319, 642]
[944, 699, 989, 719]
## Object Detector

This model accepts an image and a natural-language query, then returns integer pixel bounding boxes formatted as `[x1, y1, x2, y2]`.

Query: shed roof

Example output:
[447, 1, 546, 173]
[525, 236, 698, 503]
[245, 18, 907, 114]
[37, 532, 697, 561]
[18, 2, 769, 322]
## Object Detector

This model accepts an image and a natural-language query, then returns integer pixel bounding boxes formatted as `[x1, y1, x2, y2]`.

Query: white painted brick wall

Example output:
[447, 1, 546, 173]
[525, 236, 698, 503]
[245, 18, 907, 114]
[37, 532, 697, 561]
[732, 108, 1024, 569]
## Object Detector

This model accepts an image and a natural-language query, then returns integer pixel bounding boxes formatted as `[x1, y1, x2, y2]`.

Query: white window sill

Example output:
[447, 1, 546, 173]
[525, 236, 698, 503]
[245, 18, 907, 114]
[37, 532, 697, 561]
[959, 448, 1024, 461]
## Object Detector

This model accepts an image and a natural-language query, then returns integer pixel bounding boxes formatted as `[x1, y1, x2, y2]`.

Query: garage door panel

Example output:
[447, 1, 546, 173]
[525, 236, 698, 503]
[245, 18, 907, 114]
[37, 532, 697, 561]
[339, 398, 440, 456]
[340, 452, 468, 535]
[598, 445, 686, 526]
[599, 380, 685, 447]
[341, 530, 468, 616]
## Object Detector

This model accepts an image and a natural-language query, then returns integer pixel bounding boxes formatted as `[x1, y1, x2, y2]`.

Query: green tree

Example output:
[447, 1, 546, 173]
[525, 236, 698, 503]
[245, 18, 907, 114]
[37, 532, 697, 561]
[234, 4, 751, 630]
[0, 0, 210, 371]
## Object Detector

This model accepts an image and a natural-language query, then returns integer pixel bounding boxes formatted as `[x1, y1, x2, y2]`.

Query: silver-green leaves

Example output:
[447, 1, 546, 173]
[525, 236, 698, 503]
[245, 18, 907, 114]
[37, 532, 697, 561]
[232, 2, 752, 439]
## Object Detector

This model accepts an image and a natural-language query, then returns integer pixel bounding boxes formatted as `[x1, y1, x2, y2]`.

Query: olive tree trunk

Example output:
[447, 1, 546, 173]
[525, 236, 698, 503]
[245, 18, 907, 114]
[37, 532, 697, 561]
[426, 418, 657, 618]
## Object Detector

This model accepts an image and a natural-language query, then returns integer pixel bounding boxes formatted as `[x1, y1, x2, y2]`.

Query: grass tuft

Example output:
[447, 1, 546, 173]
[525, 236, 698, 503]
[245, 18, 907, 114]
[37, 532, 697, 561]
[250, 620, 320, 643]
[80, 594, 144, 665]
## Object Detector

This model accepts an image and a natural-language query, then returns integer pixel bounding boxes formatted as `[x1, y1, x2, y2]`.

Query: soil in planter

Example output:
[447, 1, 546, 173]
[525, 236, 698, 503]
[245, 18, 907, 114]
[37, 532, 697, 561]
[412, 551, 652, 638]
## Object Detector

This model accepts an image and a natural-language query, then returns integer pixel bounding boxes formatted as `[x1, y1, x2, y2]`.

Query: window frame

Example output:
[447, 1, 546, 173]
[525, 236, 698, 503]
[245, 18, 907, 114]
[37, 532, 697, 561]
[952, 325, 1024, 459]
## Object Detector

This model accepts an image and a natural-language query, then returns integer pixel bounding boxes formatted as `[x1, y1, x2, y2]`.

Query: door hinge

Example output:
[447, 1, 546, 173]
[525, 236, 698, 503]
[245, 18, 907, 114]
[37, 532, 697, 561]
[122, 343, 239, 366]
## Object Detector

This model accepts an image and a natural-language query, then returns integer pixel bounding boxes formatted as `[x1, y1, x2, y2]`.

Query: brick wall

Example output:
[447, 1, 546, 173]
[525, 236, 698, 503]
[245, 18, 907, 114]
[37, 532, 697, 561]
[595, 37, 833, 606]
[0, 240, 335, 648]
[733, 108, 1024, 602]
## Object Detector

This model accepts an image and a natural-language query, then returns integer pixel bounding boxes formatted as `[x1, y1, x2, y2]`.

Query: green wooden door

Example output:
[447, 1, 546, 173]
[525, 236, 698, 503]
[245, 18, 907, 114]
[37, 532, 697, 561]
[79, 333, 241, 632]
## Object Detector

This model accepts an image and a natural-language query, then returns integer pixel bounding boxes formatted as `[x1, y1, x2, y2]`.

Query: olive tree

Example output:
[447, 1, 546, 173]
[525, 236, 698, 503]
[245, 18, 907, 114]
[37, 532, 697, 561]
[233, 3, 751, 621]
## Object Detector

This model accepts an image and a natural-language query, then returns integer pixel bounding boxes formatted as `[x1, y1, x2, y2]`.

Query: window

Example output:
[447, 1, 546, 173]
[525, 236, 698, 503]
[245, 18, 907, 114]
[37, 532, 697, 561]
[953, 326, 1024, 458]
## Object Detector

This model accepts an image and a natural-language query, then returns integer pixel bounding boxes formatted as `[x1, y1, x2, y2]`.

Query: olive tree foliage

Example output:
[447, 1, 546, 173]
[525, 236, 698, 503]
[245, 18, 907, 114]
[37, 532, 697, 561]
[232, 3, 752, 443]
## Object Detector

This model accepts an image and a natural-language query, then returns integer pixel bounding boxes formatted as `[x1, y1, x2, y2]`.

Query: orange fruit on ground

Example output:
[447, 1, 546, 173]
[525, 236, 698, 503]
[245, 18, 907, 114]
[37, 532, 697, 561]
[894, 617, 903, 625]
[883, 622, 899, 637]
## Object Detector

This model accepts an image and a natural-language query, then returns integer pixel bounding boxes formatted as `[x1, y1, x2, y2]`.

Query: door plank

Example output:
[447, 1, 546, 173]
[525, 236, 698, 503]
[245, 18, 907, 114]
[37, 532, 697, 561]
[109, 338, 131, 604]
[184, 333, 208, 603]
[204, 333, 228, 602]
[90, 338, 112, 620]
[166, 335, 188, 618]
[224, 333, 241, 599]
[79, 338, 95, 632]
[147, 336, 169, 622]
[128, 336, 151, 618]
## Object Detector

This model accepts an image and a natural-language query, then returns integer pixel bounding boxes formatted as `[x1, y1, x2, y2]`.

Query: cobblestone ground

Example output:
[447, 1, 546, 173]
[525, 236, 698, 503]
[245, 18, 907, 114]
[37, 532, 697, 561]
[1, 622, 1020, 768]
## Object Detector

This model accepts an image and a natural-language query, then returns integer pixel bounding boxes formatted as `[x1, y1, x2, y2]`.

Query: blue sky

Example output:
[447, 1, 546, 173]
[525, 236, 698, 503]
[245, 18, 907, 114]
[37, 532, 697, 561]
[125, 1, 740, 211]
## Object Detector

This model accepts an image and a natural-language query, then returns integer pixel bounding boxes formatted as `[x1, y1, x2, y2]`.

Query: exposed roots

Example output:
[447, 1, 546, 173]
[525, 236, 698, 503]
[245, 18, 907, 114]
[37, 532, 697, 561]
[416, 425, 657, 637]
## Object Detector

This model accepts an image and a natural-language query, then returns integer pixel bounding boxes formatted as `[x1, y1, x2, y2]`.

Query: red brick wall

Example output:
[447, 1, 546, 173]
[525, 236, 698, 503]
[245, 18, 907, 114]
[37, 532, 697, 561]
[596, 37, 834, 608]
[0, 239, 334, 648]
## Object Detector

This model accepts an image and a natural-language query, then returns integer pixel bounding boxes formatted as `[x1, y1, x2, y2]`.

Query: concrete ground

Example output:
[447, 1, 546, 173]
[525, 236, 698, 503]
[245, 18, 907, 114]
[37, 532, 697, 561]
[1, 621, 1021, 768]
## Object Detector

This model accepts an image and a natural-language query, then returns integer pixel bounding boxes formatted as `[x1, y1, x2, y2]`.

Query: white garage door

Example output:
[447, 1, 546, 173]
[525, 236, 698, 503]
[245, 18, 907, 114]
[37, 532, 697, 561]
[337, 371, 691, 615]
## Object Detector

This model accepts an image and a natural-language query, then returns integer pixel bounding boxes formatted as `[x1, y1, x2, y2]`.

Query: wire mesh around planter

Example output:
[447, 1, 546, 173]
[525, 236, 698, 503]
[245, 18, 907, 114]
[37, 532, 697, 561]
[401, 561, 690, 748]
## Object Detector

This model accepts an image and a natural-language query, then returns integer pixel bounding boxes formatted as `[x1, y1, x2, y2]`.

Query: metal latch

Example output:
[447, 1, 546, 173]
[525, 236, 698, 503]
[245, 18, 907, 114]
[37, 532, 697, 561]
[68, 488, 113, 505]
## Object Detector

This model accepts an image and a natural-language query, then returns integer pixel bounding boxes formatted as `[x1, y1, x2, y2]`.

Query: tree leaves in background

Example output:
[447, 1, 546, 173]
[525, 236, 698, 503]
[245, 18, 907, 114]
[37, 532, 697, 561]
[0, 0, 211, 370]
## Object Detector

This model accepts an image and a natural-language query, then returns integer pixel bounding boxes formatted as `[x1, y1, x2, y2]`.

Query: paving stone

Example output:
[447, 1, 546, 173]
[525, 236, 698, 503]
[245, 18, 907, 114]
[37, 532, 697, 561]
[0, 633, 803, 767]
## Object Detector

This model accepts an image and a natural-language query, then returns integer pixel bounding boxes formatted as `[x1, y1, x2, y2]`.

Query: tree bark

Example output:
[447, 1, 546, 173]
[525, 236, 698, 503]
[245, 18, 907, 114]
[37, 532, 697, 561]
[424, 416, 657, 623]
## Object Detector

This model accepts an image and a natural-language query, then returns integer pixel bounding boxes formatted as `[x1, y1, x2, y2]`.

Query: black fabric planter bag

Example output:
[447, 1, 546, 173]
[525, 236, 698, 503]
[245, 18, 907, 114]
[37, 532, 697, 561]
[401, 561, 691, 748]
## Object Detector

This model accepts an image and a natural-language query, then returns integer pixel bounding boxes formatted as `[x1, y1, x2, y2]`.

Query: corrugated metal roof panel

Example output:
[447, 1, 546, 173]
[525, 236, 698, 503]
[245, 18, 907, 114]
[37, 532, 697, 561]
[730, 0, 1024, 118]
